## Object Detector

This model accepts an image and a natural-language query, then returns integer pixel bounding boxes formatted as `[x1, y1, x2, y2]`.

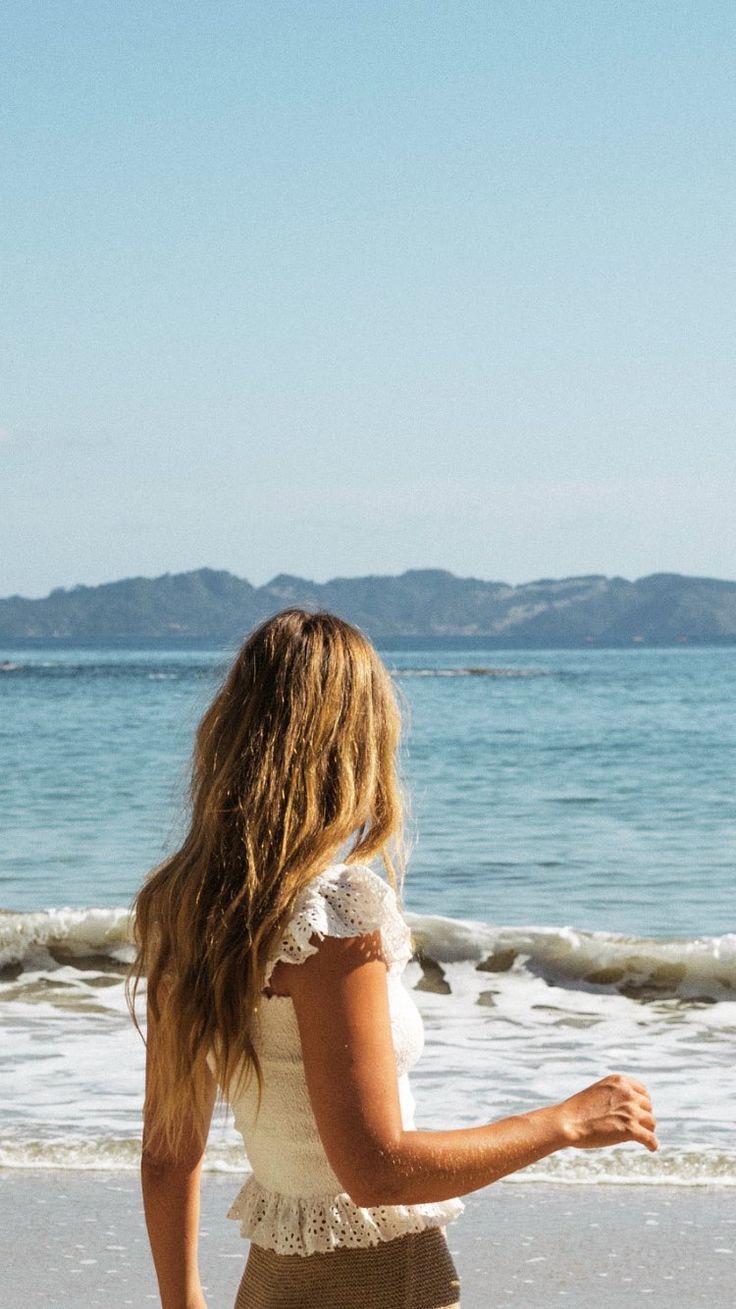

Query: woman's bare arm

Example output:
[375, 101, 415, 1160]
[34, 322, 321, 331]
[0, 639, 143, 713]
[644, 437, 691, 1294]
[141, 994, 216, 1309]
[285, 931, 658, 1208]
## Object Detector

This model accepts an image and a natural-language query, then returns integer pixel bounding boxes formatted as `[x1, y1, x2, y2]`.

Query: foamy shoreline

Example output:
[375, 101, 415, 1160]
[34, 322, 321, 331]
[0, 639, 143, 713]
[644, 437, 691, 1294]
[3, 904, 736, 1186]
[2, 1171, 734, 1307]
[4, 905, 736, 1001]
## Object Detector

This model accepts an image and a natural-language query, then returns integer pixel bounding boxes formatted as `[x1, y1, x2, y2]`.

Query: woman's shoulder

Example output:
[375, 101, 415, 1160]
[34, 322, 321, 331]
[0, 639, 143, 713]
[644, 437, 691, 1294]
[308, 859, 403, 913]
[266, 861, 413, 981]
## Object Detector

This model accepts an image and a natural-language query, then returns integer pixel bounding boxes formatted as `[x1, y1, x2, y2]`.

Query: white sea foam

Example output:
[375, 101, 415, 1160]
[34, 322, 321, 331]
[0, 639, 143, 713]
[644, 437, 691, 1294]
[1, 1136, 734, 1185]
[406, 913, 736, 1000]
[3, 906, 735, 999]
[0, 906, 134, 970]
[2, 906, 735, 1182]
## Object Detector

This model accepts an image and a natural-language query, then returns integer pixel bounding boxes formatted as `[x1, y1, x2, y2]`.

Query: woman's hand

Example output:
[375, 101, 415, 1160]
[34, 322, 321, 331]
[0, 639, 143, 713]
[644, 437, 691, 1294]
[553, 1073, 658, 1152]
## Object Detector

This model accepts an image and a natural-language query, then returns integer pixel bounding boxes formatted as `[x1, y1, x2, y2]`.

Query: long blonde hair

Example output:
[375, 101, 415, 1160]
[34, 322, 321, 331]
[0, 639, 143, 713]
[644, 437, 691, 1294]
[127, 608, 406, 1157]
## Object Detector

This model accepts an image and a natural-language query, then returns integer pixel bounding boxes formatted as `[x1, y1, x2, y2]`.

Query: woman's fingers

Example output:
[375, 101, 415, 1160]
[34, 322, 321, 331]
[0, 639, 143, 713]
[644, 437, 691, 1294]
[627, 1078, 650, 1097]
[612, 1077, 658, 1150]
[623, 1113, 658, 1150]
[628, 1089, 657, 1135]
[628, 1099, 658, 1150]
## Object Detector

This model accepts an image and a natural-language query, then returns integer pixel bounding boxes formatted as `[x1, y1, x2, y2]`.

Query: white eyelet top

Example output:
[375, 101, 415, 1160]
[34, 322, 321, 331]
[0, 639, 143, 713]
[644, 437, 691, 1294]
[209, 861, 464, 1256]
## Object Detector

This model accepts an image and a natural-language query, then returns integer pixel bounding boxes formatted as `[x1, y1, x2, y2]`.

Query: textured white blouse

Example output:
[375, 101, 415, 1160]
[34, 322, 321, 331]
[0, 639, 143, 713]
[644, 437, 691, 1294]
[211, 861, 464, 1256]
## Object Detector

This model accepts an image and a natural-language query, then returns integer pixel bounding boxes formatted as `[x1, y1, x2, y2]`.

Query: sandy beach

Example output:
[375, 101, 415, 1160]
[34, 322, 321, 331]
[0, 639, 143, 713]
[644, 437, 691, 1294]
[2, 1171, 734, 1308]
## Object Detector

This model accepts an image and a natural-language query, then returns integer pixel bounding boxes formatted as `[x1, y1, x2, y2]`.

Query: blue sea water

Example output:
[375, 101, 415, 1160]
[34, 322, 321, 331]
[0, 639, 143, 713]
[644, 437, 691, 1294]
[1, 643, 735, 1182]
[1, 644, 733, 935]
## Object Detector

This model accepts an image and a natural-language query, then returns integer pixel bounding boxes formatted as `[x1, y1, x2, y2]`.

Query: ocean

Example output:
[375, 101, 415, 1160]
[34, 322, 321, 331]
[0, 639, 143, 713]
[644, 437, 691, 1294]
[1, 644, 734, 1185]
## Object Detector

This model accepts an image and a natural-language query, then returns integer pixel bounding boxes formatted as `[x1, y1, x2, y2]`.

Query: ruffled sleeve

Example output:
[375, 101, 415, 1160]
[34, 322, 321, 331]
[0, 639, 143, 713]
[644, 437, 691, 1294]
[263, 862, 413, 990]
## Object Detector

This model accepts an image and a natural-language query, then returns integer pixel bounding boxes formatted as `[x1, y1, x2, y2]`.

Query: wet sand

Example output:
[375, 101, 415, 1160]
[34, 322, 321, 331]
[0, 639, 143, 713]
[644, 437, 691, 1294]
[2, 1170, 734, 1307]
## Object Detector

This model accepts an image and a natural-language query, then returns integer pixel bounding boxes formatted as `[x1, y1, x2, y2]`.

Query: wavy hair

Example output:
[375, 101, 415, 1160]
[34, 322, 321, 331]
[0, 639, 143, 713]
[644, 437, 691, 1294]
[127, 608, 406, 1158]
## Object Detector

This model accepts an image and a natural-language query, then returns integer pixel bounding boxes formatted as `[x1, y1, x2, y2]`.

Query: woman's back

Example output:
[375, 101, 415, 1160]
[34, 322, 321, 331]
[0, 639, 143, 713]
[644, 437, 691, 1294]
[213, 861, 464, 1256]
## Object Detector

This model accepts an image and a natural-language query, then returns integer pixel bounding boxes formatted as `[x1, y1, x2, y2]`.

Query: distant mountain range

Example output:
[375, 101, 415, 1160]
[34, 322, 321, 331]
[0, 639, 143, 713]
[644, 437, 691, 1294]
[1, 568, 736, 645]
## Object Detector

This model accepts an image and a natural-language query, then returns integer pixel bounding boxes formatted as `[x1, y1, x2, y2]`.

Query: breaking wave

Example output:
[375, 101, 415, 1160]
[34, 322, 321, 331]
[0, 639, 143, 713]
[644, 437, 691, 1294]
[2, 906, 735, 1002]
[1, 1136, 734, 1185]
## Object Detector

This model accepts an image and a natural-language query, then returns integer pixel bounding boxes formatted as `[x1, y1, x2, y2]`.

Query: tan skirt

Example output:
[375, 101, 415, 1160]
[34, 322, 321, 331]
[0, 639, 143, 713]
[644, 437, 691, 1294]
[233, 1225, 461, 1309]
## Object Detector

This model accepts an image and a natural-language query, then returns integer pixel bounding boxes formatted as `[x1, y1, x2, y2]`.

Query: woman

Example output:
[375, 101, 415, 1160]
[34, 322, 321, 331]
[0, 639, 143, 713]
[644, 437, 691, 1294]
[128, 608, 657, 1309]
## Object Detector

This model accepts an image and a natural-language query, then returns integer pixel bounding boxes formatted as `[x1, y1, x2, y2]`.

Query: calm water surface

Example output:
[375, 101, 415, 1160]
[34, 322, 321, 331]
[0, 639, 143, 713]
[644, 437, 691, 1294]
[1, 644, 733, 935]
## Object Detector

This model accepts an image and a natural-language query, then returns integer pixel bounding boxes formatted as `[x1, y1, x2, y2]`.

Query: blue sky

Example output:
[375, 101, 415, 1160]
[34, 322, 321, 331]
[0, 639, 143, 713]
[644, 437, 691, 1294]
[2, 1, 734, 596]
